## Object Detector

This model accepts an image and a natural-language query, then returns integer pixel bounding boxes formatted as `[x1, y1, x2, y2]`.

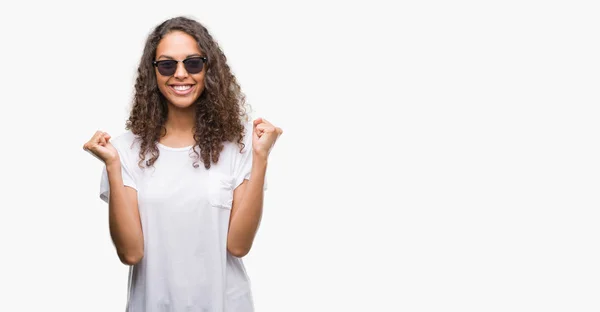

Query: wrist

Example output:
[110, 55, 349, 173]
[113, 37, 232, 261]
[252, 152, 268, 166]
[105, 160, 121, 174]
[251, 157, 268, 180]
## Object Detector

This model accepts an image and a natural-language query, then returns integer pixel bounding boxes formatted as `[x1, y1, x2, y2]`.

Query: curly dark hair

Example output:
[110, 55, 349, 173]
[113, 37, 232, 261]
[125, 16, 249, 169]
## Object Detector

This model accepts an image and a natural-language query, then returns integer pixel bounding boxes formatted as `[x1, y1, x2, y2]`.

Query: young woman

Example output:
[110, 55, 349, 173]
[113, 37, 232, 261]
[82, 16, 282, 311]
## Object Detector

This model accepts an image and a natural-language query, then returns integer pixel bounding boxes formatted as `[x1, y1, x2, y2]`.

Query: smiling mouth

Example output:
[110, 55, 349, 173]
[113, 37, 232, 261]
[169, 84, 195, 95]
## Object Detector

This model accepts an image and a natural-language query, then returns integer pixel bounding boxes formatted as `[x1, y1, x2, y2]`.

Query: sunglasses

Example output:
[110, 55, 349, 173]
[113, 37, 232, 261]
[152, 56, 208, 76]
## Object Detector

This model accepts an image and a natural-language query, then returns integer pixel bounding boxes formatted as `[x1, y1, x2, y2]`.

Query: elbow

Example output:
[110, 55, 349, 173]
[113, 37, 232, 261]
[119, 249, 144, 265]
[227, 245, 250, 258]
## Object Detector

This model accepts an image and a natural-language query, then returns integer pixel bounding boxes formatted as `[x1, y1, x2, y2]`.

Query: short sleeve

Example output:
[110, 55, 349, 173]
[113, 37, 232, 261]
[99, 158, 137, 204]
[233, 122, 268, 191]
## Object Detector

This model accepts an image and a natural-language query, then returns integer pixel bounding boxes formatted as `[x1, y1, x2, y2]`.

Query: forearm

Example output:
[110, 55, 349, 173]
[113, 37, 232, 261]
[227, 156, 267, 257]
[106, 163, 144, 265]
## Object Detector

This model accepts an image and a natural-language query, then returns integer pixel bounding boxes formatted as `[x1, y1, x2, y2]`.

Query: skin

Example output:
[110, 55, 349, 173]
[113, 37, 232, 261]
[155, 31, 206, 147]
[83, 30, 283, 264]
[83, 131, 142, 265]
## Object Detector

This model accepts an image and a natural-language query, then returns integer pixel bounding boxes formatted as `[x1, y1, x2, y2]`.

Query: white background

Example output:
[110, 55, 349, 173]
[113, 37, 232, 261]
[0, 0, 598, 311]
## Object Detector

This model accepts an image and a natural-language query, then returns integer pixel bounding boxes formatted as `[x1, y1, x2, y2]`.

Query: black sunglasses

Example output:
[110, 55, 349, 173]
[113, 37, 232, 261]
[152, 56, 208, 76]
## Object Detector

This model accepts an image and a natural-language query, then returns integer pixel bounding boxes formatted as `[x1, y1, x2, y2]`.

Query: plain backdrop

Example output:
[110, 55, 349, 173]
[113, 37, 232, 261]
[0, 0, 599, 311]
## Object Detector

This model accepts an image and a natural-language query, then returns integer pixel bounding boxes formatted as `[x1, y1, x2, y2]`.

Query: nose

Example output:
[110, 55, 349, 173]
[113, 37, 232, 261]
[173, 61, 188, 79]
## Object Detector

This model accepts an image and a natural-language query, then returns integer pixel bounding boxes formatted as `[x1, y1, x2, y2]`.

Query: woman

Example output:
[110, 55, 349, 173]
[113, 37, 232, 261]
[82, 16, 282, 311]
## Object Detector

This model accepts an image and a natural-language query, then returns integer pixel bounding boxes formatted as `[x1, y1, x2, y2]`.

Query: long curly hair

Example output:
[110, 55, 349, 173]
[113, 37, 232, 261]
[125, 16, 249, 169]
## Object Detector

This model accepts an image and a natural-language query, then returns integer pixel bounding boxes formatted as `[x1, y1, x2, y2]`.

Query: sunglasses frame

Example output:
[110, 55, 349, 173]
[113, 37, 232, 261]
[152, 56, 208, 76]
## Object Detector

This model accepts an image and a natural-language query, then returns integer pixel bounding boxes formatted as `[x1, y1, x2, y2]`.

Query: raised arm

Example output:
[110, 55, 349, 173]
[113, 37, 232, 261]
[227, 118, 282, 257]
[84, 131, 144, 265]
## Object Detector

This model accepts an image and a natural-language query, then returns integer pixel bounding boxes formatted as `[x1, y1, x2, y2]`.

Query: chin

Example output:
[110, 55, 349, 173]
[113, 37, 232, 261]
[169, 99, 197, 109]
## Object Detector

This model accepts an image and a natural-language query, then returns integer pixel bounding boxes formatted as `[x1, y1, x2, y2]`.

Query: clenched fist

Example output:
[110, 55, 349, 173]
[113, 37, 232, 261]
[83, 131, 119, 166]
[252, 118, 283, 160]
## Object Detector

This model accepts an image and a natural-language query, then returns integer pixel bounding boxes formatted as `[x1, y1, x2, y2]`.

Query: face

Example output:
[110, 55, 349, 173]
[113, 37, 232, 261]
[154, 31, 206, 109]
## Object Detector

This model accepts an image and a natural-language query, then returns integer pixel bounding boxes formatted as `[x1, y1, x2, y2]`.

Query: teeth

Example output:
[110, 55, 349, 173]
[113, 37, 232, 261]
[173, 85, 192, 91]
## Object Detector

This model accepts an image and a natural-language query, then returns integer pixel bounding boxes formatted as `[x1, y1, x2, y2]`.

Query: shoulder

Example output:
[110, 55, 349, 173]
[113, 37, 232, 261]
[230, 119, 253, 151]
[109, 130, 142, 163]
[110, 130, 139, 150]
[241, 119, 253, 141]
[220, 119, 253, 162]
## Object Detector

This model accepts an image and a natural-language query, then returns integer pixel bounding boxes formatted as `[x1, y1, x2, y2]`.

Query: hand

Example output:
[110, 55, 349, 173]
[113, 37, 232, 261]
[83, 130, 119, 166]
[252, 118, 283, 160]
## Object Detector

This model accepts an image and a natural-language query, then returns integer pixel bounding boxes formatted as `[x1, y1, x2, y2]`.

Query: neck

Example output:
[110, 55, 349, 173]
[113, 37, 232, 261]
[164, 104, 196, 135]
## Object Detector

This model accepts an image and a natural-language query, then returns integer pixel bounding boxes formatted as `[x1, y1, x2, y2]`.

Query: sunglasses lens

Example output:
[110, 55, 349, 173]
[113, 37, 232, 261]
[184, 58, 204, 74]
[156, 60, 177, 76]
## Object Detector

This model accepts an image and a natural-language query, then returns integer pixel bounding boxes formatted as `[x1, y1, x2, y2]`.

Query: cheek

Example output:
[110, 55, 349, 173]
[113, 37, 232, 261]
[155, 71, 170, 95]
[155, 71, 168, 85]
[157, 82, 169, 97]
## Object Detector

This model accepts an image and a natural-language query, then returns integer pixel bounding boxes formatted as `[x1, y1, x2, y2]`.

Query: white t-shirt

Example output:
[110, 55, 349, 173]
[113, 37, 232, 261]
[99, 121, 263, 312]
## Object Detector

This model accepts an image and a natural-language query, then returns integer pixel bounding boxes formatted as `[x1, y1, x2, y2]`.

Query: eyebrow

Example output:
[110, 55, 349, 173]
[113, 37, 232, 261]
[156, 53, 204, 60]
